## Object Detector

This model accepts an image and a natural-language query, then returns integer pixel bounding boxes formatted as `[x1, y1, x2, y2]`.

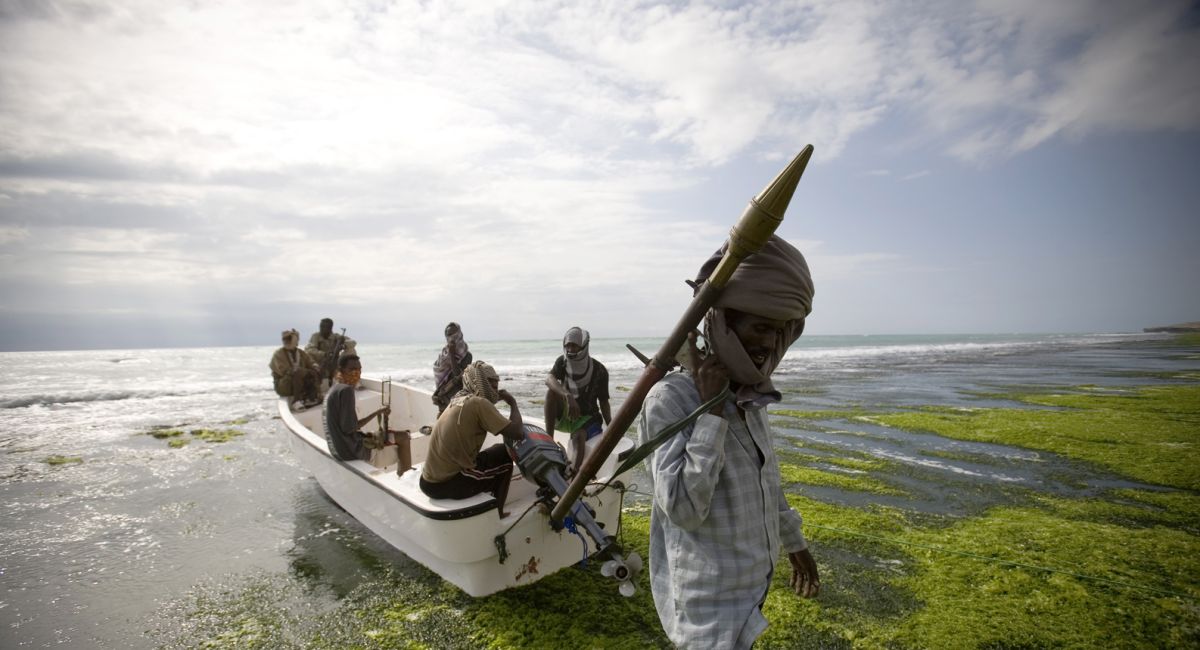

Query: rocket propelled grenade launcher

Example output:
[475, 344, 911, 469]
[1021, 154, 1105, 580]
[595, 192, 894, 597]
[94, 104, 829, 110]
[549, 145, 815, 525]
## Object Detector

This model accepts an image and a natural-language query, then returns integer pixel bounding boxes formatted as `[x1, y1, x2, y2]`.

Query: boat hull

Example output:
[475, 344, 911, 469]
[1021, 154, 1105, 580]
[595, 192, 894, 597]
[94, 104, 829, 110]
[279, 378, 632, 596]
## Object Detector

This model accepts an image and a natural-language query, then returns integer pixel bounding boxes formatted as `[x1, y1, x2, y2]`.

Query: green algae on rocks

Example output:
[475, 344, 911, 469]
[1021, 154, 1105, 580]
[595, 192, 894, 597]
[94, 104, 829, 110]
[45, 455, 83, 465]
[190, 428, 246, 443]
[148, 427, 243, 447]
[157, 515, 673, 649]
[155, 375, 1200, 649]
[778, 460, 907, 497]
[873, 384, 1200, 490]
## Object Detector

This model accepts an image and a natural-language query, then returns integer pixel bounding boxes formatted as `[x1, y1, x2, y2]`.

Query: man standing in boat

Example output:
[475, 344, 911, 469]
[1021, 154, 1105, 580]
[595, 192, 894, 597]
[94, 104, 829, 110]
[543, 326, 611, 477]
[639, 235, 820, 649]
[420, 361, 524, 518]
[431, 322, 473, 414]
[269, 329, 322, 409]
[307, 317, 356, 393]
[324, 355, 390, 462]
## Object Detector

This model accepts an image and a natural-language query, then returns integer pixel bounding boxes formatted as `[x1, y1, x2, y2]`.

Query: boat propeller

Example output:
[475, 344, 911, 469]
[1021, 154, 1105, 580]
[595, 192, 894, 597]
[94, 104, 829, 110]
[600, 550, 643, 597]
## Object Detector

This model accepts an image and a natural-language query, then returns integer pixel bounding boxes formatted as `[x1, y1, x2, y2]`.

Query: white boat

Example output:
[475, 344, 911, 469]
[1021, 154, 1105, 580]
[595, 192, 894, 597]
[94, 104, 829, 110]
[278, 376, 637, 597]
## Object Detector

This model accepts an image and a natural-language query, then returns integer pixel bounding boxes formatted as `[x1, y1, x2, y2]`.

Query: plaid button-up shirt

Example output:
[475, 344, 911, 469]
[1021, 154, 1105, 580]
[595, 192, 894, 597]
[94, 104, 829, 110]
[639, 373, 808, 649]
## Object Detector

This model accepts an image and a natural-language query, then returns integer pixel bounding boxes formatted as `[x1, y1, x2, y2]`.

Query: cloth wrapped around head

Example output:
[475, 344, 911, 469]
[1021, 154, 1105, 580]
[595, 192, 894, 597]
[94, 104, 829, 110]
[562, 326, 593, 397]
[694, 235, 814, 408]
[450, 360, 500, 408]
[433, 322, 469, 385]
[281, 329, 300, 350]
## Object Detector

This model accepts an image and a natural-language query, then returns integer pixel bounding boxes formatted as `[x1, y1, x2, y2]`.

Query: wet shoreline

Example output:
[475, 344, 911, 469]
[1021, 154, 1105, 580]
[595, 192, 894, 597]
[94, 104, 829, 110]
[1, 334, 1197, 648]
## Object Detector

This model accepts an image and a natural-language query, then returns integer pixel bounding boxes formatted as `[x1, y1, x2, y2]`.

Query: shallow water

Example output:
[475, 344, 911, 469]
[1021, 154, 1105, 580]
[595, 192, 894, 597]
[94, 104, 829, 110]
[0, 332, 1193, 647]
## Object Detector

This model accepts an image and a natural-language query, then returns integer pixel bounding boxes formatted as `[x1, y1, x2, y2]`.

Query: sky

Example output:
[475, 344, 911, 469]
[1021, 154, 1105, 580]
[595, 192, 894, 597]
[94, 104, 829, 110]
[1, 0, 1198, 351]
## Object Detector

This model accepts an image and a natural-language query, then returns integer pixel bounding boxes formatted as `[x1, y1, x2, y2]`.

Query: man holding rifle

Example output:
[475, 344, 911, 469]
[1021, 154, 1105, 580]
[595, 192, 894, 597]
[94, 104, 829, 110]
[639, 235, 820, 649]
[307, 317, 356, 394]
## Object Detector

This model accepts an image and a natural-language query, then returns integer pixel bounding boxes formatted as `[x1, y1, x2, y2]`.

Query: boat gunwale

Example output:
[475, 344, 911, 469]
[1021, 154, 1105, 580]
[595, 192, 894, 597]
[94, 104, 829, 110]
[279, 395, 500, 521]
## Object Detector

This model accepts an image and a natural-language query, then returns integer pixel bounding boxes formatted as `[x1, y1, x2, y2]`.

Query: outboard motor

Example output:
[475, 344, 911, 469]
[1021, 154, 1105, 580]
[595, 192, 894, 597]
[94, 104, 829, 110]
[505, 423, 642, 595]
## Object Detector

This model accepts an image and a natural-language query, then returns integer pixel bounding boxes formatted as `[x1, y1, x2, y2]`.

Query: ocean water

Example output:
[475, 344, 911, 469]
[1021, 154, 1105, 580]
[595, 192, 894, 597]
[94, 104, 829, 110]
[0, 332, 1193, 647]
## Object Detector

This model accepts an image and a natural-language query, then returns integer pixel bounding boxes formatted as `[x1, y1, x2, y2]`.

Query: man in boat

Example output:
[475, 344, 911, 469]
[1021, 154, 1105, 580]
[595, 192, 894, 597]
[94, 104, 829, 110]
[543, 326, 611, 477]
[306, 317, 356, 393]
[269, 329, 321, 409]
[323, 355, 390, 462]
[420, 361, 524, 518]
[639, 235, 820, 649]
[431, 322, 473, 414]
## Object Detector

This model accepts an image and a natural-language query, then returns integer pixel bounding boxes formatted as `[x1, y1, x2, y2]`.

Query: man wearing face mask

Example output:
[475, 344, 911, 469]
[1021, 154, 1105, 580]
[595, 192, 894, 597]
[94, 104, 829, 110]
[638, 235, 820, 649]
[269, 329, 322, 409]
[432, 322, 473, 414]
[420, 361, 525, 518]
[544, 327, 611, 477]
[323, 355, 390, 462]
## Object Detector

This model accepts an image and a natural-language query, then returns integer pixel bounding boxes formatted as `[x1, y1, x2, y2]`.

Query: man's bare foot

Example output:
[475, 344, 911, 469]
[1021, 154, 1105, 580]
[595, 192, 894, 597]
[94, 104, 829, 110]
[499, 510, 511, 519]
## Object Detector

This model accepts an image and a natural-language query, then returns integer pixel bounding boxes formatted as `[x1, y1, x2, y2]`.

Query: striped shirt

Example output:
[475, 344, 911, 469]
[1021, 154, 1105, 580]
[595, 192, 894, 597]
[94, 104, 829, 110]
[639, 373, 808, 649]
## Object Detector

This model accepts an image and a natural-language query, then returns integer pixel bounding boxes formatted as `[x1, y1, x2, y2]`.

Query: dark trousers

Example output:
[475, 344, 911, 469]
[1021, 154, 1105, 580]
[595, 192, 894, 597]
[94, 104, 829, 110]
[419, 444, 513, 500]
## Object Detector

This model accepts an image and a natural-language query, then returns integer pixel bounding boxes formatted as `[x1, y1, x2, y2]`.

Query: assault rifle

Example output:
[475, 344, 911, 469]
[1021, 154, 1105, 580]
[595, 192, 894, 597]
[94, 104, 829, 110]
[322, 327, 347, 384]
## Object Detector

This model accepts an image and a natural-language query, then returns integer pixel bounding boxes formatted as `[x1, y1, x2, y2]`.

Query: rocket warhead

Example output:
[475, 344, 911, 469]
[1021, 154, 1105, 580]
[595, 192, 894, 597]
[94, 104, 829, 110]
[710, 145, 814, 288]
[754, 144, 813, 219]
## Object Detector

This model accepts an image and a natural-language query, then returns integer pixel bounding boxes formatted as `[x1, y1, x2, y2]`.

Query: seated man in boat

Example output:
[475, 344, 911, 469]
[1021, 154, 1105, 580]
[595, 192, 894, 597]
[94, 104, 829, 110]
[323, 355, 390, 462]
[420, 361, 524, 518]
[431, 322, 473, 415]
[307, 317, 357, 394]
[269, 329, 322, 409]
[543, 326, 611, 477]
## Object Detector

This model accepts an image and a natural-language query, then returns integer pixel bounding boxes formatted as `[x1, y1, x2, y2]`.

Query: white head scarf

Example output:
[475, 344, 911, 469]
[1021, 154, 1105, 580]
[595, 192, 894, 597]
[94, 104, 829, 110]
[561, 327, 593, 398]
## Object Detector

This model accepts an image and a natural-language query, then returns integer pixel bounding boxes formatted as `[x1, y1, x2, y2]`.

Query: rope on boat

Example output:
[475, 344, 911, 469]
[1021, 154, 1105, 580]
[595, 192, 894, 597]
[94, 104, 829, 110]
[494, 499, 542, 565]
[614, 482, 629, 550]
[562, 515, 589, 566]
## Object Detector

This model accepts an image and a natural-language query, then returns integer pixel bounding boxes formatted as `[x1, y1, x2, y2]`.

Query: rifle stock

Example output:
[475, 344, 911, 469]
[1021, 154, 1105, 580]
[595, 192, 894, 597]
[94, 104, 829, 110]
[323, 327, 347, 384]
[549, 145, 814, 524]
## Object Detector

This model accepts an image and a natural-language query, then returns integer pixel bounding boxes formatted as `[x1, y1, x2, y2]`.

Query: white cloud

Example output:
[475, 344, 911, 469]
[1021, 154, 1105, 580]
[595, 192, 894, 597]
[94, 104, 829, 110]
[0, 0, 1195, 347]
[0, 225, 29, 244]
[906, 0, 1200, 161]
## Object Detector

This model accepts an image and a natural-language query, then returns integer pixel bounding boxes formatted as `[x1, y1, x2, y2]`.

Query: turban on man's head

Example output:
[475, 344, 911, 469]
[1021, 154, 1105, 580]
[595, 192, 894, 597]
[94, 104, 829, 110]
[694, 235, 814, 408]
[695, 235, 814, 320]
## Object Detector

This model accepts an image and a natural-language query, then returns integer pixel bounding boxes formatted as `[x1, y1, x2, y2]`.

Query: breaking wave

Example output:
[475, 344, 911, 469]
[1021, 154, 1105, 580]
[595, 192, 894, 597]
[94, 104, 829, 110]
[3, 389, 190, 409]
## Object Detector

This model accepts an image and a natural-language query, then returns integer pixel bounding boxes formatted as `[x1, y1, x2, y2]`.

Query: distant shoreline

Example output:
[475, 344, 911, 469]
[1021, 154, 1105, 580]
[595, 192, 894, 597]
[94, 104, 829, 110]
[0, 331, 1170, 355]
[1143, 321, 1200, 333]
